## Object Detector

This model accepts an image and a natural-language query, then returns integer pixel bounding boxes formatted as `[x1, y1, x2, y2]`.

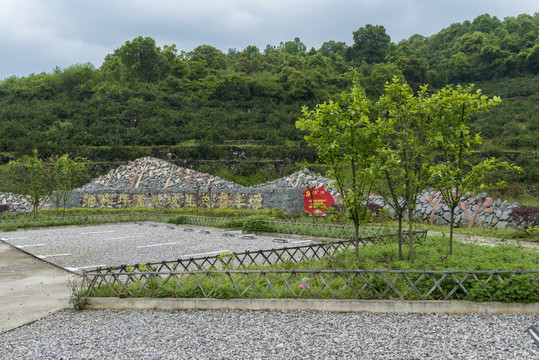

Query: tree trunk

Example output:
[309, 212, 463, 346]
[354, 222, 360, 263]
[449, 208, 455, 255]
[398, 216, 403, 260]
[408, 210, 414, 263]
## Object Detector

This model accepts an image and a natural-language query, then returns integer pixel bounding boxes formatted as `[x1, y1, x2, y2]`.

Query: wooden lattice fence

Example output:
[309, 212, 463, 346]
[83, 269, 539, 302]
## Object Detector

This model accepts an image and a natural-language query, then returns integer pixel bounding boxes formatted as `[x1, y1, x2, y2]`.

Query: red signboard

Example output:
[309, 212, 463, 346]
[302, 185, 336, 216]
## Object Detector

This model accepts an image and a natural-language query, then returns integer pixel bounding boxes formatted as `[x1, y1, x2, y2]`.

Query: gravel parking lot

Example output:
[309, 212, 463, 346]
[0, 222, 317, 272]
[1, 223, 537, 359]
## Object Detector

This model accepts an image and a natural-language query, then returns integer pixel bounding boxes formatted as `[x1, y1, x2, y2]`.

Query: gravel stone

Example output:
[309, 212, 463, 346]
[0, 310, 537, 359]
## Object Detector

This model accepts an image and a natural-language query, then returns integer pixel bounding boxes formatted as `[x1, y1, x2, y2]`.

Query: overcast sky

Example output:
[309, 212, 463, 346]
[0, 0, 537, 80]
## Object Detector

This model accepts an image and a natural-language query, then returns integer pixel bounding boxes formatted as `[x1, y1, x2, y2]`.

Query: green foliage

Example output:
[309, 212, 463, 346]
[297, 77, 381, 261]
[167, 215, 188, 225]
[50, 154, 89, 215]
[217, 252, 237, 270]
[375, 78, 440, 261]
[220, 218, 245, 228]
[8, 150, 52, 218]
[242, 215, 276, 233]
[427, 84, 521, 253]
[68, 280, 89, 310]
[348, 24, 391, 64]
[0, 12, 536, 198]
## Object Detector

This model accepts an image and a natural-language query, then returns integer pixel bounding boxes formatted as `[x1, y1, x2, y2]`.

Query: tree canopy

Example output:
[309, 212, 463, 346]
[0, 13, 536, 167]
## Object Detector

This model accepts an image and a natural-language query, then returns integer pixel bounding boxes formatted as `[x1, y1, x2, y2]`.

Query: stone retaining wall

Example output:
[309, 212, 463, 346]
[368, 191, 518, 228]
[61, 188, 304, 214]
[0, 157, 524, 228]
[0, 192, 32, 213]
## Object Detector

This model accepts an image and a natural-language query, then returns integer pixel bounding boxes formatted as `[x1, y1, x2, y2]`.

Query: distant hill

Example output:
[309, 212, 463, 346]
[0, 13, 536, 192]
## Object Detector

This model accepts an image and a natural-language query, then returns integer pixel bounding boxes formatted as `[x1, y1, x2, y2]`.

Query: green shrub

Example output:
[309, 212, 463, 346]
[491, 274, 539, 303]
[220, 218, 245, 228]
[242, 215, 276, 233]
[210, 283, 238, 299]
[167, 215, 187, 225]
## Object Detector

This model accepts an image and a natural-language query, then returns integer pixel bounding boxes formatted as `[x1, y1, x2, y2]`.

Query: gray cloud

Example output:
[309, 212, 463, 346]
[0, 0, 536, 80]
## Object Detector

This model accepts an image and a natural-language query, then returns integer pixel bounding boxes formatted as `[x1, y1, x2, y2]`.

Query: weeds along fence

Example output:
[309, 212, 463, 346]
[0, 213, 236, 230]
[172, 215, 241, 228]
[81, 226, 443, 300]
[83, 268, 539, 302]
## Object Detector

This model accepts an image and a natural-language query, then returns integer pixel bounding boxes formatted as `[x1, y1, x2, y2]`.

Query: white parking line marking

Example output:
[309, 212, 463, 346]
[37, 253, 71, 258]
[289, 241, 314, 245]
[80, 231, 115, 235]
[65, 265, 107, 272]
[137, 242, 181, 249]
[3, 237, 28, 240]
[105, 236, 144, 241]
[181, 250, 232, 258]
[16, 244, 46, 248]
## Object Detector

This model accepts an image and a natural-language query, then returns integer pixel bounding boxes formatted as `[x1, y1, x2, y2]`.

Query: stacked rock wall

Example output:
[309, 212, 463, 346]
[253, 168, 340, 198]
[81, 157, 243, 192]
[0, 157, 524, 228]
[367, 191, 518, 228]
[0, 192, 32, 213]
[64, 157, 305, 213]
[413, 191, 516, 228]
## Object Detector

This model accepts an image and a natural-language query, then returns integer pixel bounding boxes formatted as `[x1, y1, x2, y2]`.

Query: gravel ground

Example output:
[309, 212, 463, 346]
[0, 223, 317, 272]
[0, 309, 537, 359]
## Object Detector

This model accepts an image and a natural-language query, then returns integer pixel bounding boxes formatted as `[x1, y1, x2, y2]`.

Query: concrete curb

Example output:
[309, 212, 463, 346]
[86, 298, 539, 315]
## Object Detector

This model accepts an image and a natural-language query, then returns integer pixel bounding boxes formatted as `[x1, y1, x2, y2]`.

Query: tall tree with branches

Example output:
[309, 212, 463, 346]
[428, 85, 521, 254]
[375, 77, 437, 262]
[296, 81, 380, 262]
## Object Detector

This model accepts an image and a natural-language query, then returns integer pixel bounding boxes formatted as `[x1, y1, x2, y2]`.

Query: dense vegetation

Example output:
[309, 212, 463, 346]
[0, 13, 537, 191]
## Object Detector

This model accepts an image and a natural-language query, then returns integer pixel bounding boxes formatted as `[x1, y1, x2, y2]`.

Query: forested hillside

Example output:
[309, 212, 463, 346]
[0, 13, 537, 189]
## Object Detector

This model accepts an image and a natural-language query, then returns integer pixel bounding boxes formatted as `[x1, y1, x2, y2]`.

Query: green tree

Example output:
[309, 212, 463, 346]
[279, 37, 307, 56]
[428, 85, 521, 254]
[394, 56, 429, 90]
[360, 63, 403, 98]
[447, 52, 472, 82]
[104, 36, 162, 82]
[235, 46, 263, 73]
[189, 45, 227, 70]
[160, 44, 188, 78]
[347, 24, 391, 64]
[50, 155, 89, 215]
[376, 78, 437, 262]
[318, 40, 348, 57]
[296, 80, 380, 262]
[8, 150, 52, 218]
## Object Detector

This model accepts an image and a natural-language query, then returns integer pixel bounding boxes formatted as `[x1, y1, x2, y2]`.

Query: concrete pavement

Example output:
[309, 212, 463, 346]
[0, 239, 78, 333]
